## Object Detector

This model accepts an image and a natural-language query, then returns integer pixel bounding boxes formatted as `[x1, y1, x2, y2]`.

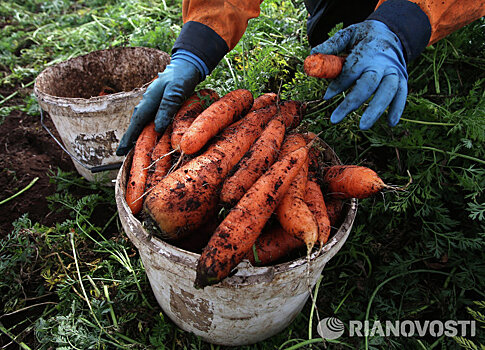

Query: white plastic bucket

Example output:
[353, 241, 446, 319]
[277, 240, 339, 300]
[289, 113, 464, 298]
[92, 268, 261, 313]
[34, 47, 170, 183]
[115, 140, 357, 346]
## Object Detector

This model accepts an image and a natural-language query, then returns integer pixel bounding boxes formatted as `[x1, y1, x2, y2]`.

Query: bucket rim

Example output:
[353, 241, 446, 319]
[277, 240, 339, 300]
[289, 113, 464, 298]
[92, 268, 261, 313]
[33, 46, 170, 105]
[33, 82, 148, 106]
[115, 139, 358, 284]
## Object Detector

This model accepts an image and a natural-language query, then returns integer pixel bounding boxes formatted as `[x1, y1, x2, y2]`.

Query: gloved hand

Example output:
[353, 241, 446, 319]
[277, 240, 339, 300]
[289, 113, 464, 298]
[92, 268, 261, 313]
[311, 19, 408, 130]
[116, 51, 205, 156]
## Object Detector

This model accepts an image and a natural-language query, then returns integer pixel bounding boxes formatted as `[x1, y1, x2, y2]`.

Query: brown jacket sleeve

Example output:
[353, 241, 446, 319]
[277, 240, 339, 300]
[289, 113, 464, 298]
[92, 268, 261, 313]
[376, 0, 485, 45]
[182, 0, 262, 51]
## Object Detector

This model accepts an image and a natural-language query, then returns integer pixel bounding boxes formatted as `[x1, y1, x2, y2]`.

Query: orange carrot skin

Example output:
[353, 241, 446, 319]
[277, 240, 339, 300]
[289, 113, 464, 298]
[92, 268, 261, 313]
[246, 224, 305, 266]
[180, 89, 254, 155]
[171, 89, 219, 151]
[275, 134, 318, 251]
[276, 155, 318, 251]
[323, 165, 386, 199]
[304, 54, 345, 79]
[195, 146, 310, 288]
[125, 121, 160, 215]
[146, 124, 172, 189]
[276, 100, 305, 129]
[219, 100, 305, 207]
[325, 197, 345, 227]
[144, 105, 279, 240]
[250, 92, 278, 111]
[305, 180, 331, 246]
[220, 117, 286, 207]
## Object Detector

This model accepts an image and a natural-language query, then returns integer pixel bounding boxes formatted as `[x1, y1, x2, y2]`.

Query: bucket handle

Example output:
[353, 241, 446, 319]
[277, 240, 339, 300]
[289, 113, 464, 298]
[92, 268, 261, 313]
[40, 108, 122, 173]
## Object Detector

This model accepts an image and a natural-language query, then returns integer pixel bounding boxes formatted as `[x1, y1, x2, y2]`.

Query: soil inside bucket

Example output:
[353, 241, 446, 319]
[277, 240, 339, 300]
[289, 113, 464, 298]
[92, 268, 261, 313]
[36, 47, 166, 99]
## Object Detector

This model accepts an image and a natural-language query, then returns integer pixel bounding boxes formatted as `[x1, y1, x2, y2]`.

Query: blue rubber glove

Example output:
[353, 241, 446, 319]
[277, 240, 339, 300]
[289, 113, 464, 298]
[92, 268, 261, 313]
[311, 20, 408, 130]
[116, 50, 208, 156]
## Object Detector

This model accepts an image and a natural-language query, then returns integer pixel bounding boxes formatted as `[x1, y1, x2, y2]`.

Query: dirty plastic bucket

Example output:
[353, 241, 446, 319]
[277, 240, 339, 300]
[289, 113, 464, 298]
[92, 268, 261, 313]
[115, 141, 357, 346]
[34, 47, 170, 183]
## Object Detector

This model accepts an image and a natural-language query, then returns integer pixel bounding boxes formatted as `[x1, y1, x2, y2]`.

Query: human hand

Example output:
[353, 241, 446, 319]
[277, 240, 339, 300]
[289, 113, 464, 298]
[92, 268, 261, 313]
[311, 20, 408, 130]
[116, 53, 204, 156]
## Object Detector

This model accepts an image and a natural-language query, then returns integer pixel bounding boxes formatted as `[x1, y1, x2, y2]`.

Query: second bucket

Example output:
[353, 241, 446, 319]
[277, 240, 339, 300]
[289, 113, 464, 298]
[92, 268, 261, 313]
[34, 47, 170, 183]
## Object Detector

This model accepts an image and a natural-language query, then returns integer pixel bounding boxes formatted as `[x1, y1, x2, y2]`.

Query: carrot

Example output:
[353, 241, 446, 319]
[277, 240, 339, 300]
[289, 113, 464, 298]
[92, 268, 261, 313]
[279, 133, 307, 156]
[323, 165, 390, 199]
[194, 145, 310, 288]
[275, 134, 318, 252]
[250, 92, 278, 111]
[304, 54, 345, 79]
[144, 105, 279, 240]
[246, 224, 305, 266]
[98, 85, 116, 96]
[179, 89, 254, 155]
[276, 100, 305, 129]
[171, 89, 220, 151]
[146, 124, 172, 189]
[125, 121, 160, 215]
[325, 197, 345, 227]
[305, 179, 331, 246]
[219, 101, 305, 207]
[220, 116, 286, 207]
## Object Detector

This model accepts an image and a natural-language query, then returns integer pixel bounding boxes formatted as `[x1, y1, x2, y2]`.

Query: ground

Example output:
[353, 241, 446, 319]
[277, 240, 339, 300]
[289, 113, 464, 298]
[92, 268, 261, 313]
[0, 85, 77, 237]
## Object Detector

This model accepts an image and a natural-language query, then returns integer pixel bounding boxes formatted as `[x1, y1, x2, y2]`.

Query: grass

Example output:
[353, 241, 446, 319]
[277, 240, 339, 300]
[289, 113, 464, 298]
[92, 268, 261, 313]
[1, 0, 484, 349]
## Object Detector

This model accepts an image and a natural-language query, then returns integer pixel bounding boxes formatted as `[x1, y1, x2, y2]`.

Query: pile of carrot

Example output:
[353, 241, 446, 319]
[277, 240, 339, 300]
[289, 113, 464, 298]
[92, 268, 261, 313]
[124, 88, 398, 289]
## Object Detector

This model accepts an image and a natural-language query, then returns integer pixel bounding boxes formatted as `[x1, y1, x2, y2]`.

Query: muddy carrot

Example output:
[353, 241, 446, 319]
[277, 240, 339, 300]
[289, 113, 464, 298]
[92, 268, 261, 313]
[219, 101, 305, 206]
[304, 54, 345, 79]
[277, 100, 305, 129]
[250, 92, 278, 111]
[171, 89, 220, 151]
[195, 145, 310, 288]
[325, 197, 345, 227]
[305, 179, 331, 246]
[246, 224, 305, 266]
[179, 89, 254, 155]
[146, 124, 172, 189]
[220, 116, 286, 207]
[144, 105, 279, 240]
[323, 165, 390, 199]
[276, 134, 319, 252]
[125, 121, 160, 215]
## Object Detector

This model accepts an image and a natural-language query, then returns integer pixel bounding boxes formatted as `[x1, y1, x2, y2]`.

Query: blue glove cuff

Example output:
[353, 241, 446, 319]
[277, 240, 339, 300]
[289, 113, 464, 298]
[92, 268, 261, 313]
[171, 49, 210, 81]
[367, 0, 431, 62]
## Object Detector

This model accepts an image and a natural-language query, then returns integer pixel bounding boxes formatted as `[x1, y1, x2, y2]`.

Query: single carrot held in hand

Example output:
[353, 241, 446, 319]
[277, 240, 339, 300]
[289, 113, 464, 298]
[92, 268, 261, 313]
[195, 145, 310, 288]
[246, 224, 305, 266]
[304, 53, 346, 79]
[323, 165, 392, 199]
[144, 105, 279, 240]
[146, 124, 172, 189]
[125, 121, 160, 215]
[180, 89, 254, 155]
[305, 179, 331, 247]
[171, 89, 220, 151]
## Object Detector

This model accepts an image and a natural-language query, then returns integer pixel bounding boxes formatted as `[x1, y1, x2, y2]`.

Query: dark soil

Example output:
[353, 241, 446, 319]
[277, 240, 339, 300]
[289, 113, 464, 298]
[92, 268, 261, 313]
[0, 85, 77, 237]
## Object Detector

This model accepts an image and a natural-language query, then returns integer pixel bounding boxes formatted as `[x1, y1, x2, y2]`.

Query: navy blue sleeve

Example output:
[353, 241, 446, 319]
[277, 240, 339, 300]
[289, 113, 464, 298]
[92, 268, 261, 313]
[367, 0, 431, 62]
[172, 21, 229, 74]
